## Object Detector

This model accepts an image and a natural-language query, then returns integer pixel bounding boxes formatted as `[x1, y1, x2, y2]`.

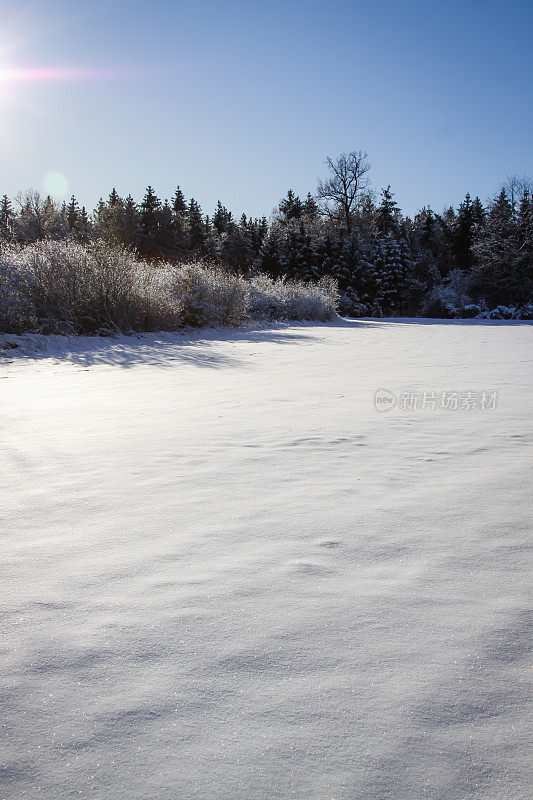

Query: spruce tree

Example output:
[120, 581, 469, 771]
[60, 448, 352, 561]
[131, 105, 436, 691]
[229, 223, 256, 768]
[293, 225, 319, 281]
[470, 188, 528, 305]
[212, 201, 233, 234]
[471, 196, 486, 227]
[376, 186, 399, 236]
[333, 235, 360, 294]
[0, 195, 15, 241]
[380, 237, 404, 314]
[139, 186, 162, 259]
[516, 190, 533, 283]
[66, 196, 80, 234]
[258, 231, 284, 279]
[172, 186, 187, 216]
[122, 195, 141, 250]
[317, 234, 341, 278]
[454, 193, 475, 270]
[187, 198, 206, 255]
[78, 207, 91, 242]
[278, 190, 303, 224]
[108, 188, 121, 206]
[158, 201, 176, 260]
[217, 222, 252, 273]
[302, 193, 319, 220]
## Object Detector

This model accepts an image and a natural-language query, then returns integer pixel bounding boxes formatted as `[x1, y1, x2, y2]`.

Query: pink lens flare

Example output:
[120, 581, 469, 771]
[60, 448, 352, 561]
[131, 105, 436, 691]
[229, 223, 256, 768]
[0, 67, 136, 82]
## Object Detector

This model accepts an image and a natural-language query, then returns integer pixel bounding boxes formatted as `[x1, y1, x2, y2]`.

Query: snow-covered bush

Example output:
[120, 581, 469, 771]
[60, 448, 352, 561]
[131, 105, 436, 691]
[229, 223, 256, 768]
[423, 297, 457, 319]
[249, 274, 338, 321]
[423, 270, 472, 318]
[460, 303, 482, 318]
[347, 301, 370, 318]
[516, 303, 533, 320]
[0, 245, 36, 332]
[0, 241, 180, 334]
[171, 263, 251, 326]
[0, 242, 339, 334]
[489, 305, 514, 320]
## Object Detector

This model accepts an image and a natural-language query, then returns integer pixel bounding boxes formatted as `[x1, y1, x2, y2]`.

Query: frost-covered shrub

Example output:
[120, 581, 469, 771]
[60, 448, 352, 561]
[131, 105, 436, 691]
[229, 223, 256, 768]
[171, 263, 250, 326]
[0, 241, 181, 334]
[516, 303, 533, 320]
[249, 274, 338, 321]
[336, 292, 367, 318]
[489, 305, 514, 320]
[0, 246, 36, 332]
[461, 303, 482, 318]
[336, 293, 354, 316]
[423, 297, 457, 319]
[0, 242, 339, 334]
[424, 270, 472, 318]
[347, 301, 370, 318]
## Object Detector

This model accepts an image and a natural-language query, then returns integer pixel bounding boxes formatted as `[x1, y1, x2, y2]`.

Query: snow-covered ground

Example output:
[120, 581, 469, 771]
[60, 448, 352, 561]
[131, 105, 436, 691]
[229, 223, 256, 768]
[1, 319, 532, 800]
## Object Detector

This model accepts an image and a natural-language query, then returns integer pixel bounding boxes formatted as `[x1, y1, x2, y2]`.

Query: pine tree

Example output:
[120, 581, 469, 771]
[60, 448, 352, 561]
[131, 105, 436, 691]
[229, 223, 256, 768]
[172, 186, 187, 216]
[490, 188, 514, 229]
[333, 235, 359, 294]
[122, 195, 140, 250]
[293, 225, 319, 281]
[282, 228, 300, 279]
[376, 186, 399, 236]
[364, 241, 385, 315]
[94, 193, 126, 247]
[212, 201, 233, 234]
[0, 195, 15, 241]
[66, 195, 80, 234]
[316, 234, 341, 279]
[417, 207, 436, 250]
[302, 193, 319, 220]
[454, 193, 476, 270]
[246, 217, 268, 257]
[139, 186, 162, 259]
[187, 198, 206, 255]
[217, 222, 252, 273]
[471, 196, 486, 227]
[158, 201, 176, 260]
[516, 190, 533, 282]
[78, 207, 91, 242]
[108, 188, 121, 206]
[258, 230, 284, 279]
[278, 190, 302, 224]
[472, 188, 525, 304]
[377, 237, 404, 313]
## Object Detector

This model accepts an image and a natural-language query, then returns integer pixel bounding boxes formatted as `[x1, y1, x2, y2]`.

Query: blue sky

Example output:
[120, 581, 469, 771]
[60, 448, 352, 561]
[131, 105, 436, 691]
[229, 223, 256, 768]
[1, 0, 531, 218]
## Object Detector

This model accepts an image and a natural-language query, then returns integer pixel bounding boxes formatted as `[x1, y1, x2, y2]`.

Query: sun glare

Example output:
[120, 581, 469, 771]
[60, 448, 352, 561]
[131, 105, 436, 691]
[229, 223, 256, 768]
[0, 66, 135, 83]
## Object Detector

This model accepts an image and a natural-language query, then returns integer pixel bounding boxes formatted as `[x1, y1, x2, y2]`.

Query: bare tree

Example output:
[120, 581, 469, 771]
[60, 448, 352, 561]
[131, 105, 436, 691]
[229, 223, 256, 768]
[317, 151, 371, 231]
[502, 174, 533, 209]
[15, 189, 66, 242]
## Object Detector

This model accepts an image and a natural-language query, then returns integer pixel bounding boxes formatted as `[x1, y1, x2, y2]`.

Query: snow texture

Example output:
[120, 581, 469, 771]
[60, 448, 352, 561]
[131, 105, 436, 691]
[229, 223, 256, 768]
[1, 319, 532, 800]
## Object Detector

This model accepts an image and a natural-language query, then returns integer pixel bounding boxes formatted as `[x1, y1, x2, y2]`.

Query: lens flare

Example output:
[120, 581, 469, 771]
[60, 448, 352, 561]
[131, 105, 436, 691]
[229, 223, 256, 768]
[0, 66, 135, 82]
[43, 172, 69, 197]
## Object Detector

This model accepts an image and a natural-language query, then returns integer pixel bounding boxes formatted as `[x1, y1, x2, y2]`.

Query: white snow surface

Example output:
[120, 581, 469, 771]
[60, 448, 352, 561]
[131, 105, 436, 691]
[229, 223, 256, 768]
[1, 319, 532, 800]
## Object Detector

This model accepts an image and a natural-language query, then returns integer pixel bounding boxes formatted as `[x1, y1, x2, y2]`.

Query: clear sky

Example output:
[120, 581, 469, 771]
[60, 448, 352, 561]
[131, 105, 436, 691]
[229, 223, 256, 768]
[0, 0, 531, 218]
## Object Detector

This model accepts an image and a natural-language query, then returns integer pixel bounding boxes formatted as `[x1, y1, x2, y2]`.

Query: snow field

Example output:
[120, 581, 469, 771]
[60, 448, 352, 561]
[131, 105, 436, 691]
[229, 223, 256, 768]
[1, 319, 532, 799]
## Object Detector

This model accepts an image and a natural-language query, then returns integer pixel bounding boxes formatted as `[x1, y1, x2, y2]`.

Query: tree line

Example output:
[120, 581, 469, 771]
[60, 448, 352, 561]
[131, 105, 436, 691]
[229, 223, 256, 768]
[1, 151, 531, 317]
